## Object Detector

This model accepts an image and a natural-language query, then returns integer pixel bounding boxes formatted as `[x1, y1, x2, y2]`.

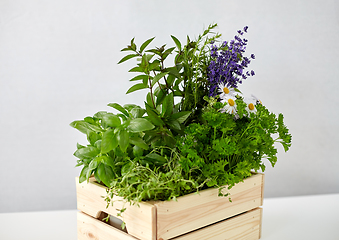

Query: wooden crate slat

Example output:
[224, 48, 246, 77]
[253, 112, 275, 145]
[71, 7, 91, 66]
[76, 178, 156, 240]
[171, 208, 262, 240]
[77, 211, 139, 240]
[155, 173, 263, 239]
[76, 173, 264, 240]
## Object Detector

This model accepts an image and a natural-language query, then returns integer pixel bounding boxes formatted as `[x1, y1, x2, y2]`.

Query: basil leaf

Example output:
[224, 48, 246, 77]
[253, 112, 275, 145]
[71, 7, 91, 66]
[130, 106, 146, 118]
[127, 118, 155, 133]
[87, 132, 101, 146]
[74, 146, 99, 159]
[129, 136, 149, 150]
[79, 166, 89, 183]
[97, 163, 114, 187]
[117, 129, 129, 152]
[70, 120, 102, 134]
[133, 145, 143, 157]
[101, 129, 118, 153]
[102, 113, 121, 128]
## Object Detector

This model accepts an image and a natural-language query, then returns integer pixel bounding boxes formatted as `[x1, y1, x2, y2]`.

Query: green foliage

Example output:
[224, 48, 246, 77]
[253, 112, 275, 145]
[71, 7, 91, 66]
[71, 24, 292, 211]
[176, 99, 292, 189]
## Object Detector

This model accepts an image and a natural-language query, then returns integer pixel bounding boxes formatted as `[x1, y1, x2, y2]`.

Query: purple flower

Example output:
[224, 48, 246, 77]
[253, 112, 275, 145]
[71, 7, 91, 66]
[251, 54, 255, 59]
[207, 26, 255, 96]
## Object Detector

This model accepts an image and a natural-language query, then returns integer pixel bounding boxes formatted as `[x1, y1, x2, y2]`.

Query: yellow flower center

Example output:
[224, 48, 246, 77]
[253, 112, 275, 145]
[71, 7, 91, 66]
[223, 87, 230, 94]
[228, 98, 235, 106]
[248, 103, 255, 110]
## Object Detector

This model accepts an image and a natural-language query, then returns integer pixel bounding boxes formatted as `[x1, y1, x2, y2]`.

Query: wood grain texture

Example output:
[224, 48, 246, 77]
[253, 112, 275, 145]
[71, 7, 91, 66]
[171, 208, 262, 240]
[76, 178, 156, 240]
[77, 211, 138, 240]
[76, 173, 264, 240]
[154, 173, 264, 239]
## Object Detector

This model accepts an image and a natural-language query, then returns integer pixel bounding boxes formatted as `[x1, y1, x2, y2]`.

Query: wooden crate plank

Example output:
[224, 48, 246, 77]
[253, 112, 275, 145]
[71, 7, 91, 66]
[171, 208, 262, 240]
[260, 174, 265, 206]
[76, 177, 156, 240]
[77, 211, 139, 240]
[155, 173, 263, 239]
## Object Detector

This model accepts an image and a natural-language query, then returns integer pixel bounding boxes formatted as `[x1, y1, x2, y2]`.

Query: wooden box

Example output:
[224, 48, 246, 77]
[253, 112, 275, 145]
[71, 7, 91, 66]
[76, 173, 264, 240]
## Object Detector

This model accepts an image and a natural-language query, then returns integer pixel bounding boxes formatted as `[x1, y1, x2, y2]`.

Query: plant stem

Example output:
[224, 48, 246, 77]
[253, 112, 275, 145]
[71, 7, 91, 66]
[147, 73, 156, 108]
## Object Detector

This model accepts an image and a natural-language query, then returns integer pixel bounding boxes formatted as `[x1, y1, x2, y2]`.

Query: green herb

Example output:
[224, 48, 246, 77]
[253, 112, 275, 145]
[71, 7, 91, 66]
[71, 24, 292, 215]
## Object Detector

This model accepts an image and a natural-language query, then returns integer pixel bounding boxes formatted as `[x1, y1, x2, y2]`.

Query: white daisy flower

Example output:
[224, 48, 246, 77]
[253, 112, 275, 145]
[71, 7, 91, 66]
[221, 96, 237, 115]
[217, 83, 238, 100]
[244, 97, 257, 115]
[251, 94, 262, 105]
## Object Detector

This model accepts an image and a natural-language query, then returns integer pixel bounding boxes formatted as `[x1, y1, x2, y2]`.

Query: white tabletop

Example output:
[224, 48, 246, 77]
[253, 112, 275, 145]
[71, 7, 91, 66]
[0, 193, 338, 240]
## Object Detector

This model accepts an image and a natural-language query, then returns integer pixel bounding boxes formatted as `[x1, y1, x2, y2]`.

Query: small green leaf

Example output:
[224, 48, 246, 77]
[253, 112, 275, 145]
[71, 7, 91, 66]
[170, 111, 191, 123]
[102, 113, 121, 128]
[133, 145, 143, 157]
[167, 119, 181, 130]
[146, 92, 155, 108]
[118, 54, 139, 64]
[145, 153, 167, 165]
[97, 163, 114, 187]
[87, 157, 101, 179]
[166, 74, 176, 87]
[79, 166, 89, 183]
[129, 66, 144, 73]
[129, 136, 149, 150]
[121, 162, 133, 175]
[128, 118, 155, 132]
[155, 89, 166, 106]
[117, 129, 129, 152]
[167, 66, 182, 80]
[162, 47, 175, 60]
[101, 155, 115, 169]
[94, 170, 101, 183]
[94, 140, 101, 150]
[93, 111, 107, 120]
[161, 92, 174, 117]
[77, 143, 85, 149]
[140, 37, 155, 53]
[74, 146, 99, 159]
[148, 60, 161, 71]
[84, 116, 96, 124]
[87, 132, 101, 146]
[130, 37, 136, 51]
[145, 103, 164, 127]
[101, 129, 118, 153]
[130, 106, 146, 118]
[151, 72, 168, 87]
[107, 103, 130, 117]
[171, 35, 181, 51]
[126, 83, 148, 94]
[70, 120, 103, 134]
[129, 75, 149, 82]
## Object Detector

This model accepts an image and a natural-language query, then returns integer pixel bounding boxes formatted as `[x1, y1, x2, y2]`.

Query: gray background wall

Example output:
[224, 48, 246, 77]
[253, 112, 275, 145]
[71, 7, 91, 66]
[1, 0, 338, 213]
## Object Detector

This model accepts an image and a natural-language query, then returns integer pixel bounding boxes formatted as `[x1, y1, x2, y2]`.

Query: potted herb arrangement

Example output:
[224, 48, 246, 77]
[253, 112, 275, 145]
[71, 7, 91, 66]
[72, 24, 291, 240]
